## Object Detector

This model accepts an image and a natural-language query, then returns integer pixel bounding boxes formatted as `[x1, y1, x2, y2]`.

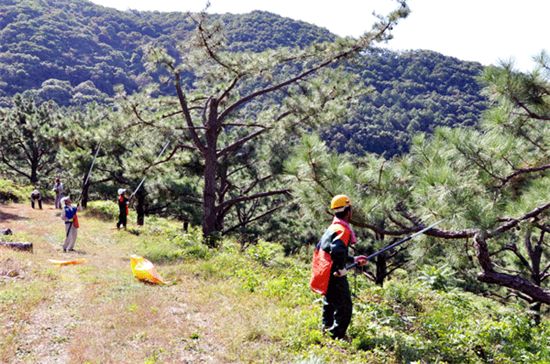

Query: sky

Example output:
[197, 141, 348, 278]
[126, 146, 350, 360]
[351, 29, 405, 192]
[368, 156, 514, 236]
[89, 0, 549, 71]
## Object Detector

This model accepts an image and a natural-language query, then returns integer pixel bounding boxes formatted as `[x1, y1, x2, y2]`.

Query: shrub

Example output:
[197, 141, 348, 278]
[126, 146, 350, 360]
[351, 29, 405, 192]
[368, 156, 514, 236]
[85, 200, 119, 220]
[418, 264, 459, 291]
[137, 223, 210, 263]
[245, 240, 285, 266]
[0, 179, 32, 203]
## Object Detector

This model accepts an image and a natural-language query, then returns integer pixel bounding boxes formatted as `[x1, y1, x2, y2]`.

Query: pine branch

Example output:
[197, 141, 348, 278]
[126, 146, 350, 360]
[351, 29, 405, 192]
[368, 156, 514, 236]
[220, 189, 291, 210]
[217, 13, 400, 123]
[197, 20, 239, 75]
[498, 163, 550, 188]
[387, 260, 408, 276]
[222, 203, 285, 235]
[140, 145, 181, 174]
[0, 155, 32, 180]
[174, 71, 206, 153]
[489, 202, 550, 237]
[474, 233, 550, 304]
[504, 243, 533, 273]
[511, 94, 550, 121]
[216, 128, 269, 158]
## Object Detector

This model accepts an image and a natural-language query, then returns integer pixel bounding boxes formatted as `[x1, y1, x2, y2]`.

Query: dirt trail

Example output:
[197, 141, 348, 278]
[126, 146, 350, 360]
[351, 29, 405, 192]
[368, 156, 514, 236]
[1, 203, 224, 363]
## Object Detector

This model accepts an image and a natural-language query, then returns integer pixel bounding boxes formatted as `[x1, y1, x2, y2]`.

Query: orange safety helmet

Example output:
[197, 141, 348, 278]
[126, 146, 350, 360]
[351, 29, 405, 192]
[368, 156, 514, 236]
[330, 194, 351, 213]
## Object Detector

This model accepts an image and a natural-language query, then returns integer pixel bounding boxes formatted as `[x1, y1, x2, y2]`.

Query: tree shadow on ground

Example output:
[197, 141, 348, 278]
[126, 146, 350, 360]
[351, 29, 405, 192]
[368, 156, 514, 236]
[0, 210, 29, 222]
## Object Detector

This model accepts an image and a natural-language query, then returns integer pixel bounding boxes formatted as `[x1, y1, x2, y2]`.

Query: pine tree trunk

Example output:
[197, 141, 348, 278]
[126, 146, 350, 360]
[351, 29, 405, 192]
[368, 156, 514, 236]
[81, 178, 90, 208]
[374, 228, 387, 286]
[202, 148, 218, 242]
[202, 99, 219, 245]
[30, 165, 38, 184]
[531, 302, 542, 325]
[375, 253, 387, 286]
[136, 188, 145, 226]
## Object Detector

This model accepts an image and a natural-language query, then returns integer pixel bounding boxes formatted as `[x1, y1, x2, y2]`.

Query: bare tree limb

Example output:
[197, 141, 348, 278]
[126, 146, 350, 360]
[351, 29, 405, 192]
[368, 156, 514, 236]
[216, 128, 269, 157]
[217, 15, 399, 122]
[222, 203, 285, 235]
[174, 71, 206, 153]
[505, 243, 533, 273]
[0, 155, 32, 180]
[534, 223, 550, 233]
[489, 202, 550, 237]
[498, 163, 550, 188]
[220, 189, 291, 210]
[511, 94, 550, 121]
[197, 21, 239, 75]
[141, 145, 181, 174]
[474, 233, 550, 304]
[387, 260, 408, 276]
[219, 75, 242, 104]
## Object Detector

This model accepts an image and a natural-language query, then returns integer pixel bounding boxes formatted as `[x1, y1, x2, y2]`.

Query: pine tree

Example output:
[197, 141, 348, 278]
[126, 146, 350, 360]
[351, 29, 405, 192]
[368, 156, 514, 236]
[289, 57, 550, 314]
[0, 93, 61, 184]
[132, 2, 409, 243]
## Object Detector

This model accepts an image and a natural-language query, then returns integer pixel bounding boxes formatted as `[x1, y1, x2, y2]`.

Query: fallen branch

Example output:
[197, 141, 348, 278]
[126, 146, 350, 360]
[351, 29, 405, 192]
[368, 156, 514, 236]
[0, 241, 33, 252]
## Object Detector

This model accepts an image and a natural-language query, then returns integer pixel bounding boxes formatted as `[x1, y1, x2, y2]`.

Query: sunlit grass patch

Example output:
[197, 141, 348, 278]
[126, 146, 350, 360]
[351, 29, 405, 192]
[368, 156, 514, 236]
[0, 280, 50, 361]
[67, 282, 196, 362]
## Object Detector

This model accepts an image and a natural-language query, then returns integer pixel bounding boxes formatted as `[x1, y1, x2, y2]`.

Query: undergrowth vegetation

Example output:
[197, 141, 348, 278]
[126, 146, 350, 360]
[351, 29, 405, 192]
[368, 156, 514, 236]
[1, 203, 548, 363]
[0, 179, 33, 203]
[122, 215, 549, 363]
[86, 200, 137, 221]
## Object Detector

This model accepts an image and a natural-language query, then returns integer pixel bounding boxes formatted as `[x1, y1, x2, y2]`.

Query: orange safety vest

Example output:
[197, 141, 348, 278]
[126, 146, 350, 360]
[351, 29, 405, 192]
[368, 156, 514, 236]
[310, 220, 352, 295]
[119, 195, 129, 216]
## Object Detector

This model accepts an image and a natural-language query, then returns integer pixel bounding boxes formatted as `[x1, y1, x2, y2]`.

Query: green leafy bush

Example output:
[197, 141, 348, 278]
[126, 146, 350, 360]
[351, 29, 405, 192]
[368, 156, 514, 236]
[245, 240, 285, 266]
[85, 200, 119, 220]
[345, 280, 550, 363]
[418, 264, 459, 291]
[0, 179, 32, 203]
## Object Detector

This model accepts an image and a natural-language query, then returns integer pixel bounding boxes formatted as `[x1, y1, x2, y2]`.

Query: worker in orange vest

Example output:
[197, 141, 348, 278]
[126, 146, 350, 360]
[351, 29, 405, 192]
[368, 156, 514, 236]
[310, 195, 367, 340]
[116, 188, 129, 229]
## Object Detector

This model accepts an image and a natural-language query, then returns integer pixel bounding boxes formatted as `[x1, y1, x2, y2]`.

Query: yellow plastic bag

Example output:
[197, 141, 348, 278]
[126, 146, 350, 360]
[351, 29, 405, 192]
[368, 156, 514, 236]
[48, 258, 87, 266]
[130, 255, 167, 285]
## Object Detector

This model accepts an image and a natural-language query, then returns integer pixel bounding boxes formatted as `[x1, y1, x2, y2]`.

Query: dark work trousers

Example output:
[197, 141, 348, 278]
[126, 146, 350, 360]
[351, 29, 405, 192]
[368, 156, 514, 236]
[117, 212, 127, 229]
[322, 275, 352, 339]
[31, 196, 42, 209]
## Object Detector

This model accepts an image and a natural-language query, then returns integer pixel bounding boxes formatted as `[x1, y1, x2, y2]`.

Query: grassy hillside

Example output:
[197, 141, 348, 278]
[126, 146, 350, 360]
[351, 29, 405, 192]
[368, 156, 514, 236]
[1, 201, 547, 363]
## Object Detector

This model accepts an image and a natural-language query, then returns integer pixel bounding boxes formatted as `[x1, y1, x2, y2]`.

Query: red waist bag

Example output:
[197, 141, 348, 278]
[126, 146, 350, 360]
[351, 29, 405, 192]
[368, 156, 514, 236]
[72, 214, 80, 228]
[310, 248, 332, 295]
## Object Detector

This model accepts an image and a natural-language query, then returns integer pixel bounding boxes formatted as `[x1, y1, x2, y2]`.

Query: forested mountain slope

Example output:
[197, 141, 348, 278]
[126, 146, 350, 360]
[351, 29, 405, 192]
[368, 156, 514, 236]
[328, 49, 486, 155]
[0, 0, 487, 155]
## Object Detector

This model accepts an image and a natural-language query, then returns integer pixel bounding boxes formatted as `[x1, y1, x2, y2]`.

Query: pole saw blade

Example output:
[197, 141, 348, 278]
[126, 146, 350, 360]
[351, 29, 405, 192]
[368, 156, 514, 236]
[347, 219, 444, 269]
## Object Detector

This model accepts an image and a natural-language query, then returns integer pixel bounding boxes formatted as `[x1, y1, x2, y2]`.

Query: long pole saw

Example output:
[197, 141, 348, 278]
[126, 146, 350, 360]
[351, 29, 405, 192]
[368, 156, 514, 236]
[346, 219, 444, 269]
[66, 143, 101, 239]
[80, 142, 101, 200]
[129, 140, 171, 200]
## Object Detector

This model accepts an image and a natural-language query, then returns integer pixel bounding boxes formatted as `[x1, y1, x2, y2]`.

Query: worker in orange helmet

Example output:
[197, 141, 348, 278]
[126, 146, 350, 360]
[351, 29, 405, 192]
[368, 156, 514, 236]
[310, 194, 367, 340]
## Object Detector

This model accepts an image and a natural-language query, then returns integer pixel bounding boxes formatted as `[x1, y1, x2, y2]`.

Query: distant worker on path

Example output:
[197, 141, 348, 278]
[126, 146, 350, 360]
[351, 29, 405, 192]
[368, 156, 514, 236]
[30, 188, 42, 209]
[310, 194, 367, 340]
[53, 177, 64, 209]
[61, 196, 80, 252]
[116, 188, 129, 229]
